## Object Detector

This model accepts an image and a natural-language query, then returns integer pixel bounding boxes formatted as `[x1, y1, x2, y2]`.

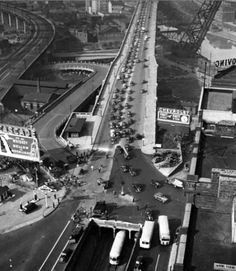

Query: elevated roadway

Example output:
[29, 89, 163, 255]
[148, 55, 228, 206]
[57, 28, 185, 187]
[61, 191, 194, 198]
[52, 49, 119, 61]
[0, 2, 55, 107]
[33, 63, 108, 160]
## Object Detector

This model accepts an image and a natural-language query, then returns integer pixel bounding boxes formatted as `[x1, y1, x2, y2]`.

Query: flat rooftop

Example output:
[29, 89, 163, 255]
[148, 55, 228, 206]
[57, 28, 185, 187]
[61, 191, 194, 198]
[189, 135, 236, 270]
[201, 87, 236, 113]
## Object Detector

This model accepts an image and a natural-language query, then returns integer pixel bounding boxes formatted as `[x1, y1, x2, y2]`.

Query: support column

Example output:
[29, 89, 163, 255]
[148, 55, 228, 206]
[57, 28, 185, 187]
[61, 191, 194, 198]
[1, 12, 4, 24]
[15, 16, 19, 30]
[8, 13, 11, 27]
[23, 21, 26, 33]
[129, 230, 131, 240]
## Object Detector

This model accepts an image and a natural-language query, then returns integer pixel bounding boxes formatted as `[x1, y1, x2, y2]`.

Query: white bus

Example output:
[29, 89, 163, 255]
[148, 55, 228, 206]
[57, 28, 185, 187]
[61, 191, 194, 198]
[109, 230, 126, 265]
[139, 220, 155, 249]
[158, 215, 170, 245]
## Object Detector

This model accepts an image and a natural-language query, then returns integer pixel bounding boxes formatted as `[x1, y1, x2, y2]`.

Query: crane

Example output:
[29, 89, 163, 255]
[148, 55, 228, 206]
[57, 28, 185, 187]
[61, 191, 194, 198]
[178, 0, 222, 55]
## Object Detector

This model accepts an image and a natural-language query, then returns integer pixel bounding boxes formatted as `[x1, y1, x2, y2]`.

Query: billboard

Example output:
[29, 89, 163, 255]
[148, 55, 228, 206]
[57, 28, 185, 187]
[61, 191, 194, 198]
[0, 124, 40, 162]
[215, 58, 236, 69]
[157, 107, 190, 125]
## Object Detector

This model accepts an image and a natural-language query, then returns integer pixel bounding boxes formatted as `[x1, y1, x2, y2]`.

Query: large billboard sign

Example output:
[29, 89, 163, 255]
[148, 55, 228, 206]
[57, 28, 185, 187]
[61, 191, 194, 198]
[157, 107, 190, 125]
[0, 124, 40, 162]
[215, 58, 236, 69]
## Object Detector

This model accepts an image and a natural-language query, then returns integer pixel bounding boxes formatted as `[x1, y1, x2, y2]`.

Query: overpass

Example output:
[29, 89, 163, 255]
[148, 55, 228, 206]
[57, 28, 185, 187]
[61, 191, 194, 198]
[0, 2, 55, 110]
[32, 63, 109, 160]
[52, 49, 119, 61]
[91, 218, 142, 239]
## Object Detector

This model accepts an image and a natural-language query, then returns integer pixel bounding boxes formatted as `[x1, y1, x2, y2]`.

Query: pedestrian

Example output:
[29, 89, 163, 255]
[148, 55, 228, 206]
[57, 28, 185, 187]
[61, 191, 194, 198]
[100, 164, 103, 168]
[98, 167, 102, 173]
[34, 194, 38, 201]
[137, 205, 139, 211]
[106, 153, 109, 159]
[91, 165, 94, 171]
[54, 194, 57, 199]
[53, 202, 55, 208]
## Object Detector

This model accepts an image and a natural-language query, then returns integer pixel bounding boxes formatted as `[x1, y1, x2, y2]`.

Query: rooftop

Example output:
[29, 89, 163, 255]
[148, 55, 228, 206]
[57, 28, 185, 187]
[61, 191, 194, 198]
[64, 118, 86, 133]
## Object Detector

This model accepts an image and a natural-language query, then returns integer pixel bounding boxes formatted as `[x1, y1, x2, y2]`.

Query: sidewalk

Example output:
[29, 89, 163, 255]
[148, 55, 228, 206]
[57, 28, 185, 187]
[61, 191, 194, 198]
[0, 183, 66, 234]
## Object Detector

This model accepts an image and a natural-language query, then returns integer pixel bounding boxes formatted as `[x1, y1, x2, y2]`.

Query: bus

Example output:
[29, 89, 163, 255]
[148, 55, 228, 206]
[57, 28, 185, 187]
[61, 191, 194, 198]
[158, 215, 170, 245]
[109, 230, 126, 265]
[139, 220, 155, 249]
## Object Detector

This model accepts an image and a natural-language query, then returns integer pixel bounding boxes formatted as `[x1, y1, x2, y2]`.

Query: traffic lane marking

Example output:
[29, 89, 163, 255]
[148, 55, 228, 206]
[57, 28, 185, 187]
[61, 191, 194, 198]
[154, 253, 160, 271]
[38, 220, 71, 271]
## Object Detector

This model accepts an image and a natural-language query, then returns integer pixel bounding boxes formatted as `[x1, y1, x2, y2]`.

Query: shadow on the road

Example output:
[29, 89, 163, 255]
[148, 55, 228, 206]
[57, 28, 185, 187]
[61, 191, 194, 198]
[169, 217, 182, 243]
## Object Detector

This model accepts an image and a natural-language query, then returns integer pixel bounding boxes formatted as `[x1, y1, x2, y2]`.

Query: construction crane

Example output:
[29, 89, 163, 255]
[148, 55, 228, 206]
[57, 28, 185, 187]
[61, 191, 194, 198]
[178, 0, 222, 55]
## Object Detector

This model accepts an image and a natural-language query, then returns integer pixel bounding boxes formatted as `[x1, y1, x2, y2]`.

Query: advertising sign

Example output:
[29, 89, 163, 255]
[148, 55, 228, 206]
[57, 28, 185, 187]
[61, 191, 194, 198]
[157, 107, 190, 125]
[215, 58, 236, 69]
[0, 124, 40, 162]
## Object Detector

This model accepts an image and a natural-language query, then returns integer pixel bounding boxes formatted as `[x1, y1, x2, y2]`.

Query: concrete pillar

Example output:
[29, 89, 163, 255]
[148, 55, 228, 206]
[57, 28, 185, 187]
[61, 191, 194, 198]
[1, 12, 4, 24]
[8, 14, 12, 27]
[15, 16, 19, 30]
[23, 21, 26, 33]
[129, 230, 131, 240]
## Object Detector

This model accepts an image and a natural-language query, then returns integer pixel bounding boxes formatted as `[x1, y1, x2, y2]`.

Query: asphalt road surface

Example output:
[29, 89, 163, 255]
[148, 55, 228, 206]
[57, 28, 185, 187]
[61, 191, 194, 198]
[68, 226, 134, 271]
[0, 198, 78, 271]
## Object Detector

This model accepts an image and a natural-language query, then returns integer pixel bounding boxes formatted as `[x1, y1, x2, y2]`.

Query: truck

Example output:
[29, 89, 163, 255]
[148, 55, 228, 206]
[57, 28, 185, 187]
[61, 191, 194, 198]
[139, 220, 155, 249]
[158, 215, 170, 245]
[166, 178, 184, 189]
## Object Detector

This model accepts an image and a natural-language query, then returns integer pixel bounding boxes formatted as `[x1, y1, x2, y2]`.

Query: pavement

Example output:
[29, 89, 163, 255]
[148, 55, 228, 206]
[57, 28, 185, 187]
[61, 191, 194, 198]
[0, 175, 67, 234]
[0, 146, 138, 235]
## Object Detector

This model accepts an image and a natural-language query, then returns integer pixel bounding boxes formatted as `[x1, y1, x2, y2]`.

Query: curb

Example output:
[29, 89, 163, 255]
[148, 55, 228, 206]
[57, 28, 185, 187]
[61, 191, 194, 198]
[0, 190, 67, 235]
[0, 215, 43, 235]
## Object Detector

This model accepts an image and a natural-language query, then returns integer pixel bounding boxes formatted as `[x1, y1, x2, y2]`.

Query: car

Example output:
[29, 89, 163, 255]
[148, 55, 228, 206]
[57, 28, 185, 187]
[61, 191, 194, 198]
[124, 153, 131, 160]
[22, 202, 38, 214]
[166, 178, 184, 189]
[92, 201, 107, 217]
[134, 255, 144, 271]
[129, 167, 136, 176]
[132, 184, 143, 193]
[117, 145, 124, 154]
[121, 165, 129, 173]
[97, 178, 107, 185]
[69, 227, 83, 243]
[145, 209, 154, 221]
[153, 192, 168, 203]
[59, 248, 73, 263]
[125, 144, 131, 151]
[150, 180, 161, 188]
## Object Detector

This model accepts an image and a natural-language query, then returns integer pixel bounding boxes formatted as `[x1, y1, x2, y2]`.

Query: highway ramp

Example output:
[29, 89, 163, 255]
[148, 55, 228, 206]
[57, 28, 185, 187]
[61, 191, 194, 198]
[33, 64, 108, 161]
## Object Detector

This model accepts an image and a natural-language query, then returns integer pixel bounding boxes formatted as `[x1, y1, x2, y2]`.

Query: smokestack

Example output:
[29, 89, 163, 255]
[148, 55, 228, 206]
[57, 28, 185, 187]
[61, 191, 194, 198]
[37, 77, 40, 93]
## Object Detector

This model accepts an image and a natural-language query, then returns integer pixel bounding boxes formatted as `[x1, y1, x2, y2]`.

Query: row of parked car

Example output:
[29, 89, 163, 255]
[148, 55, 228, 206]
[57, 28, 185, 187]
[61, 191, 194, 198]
[109, 0, 149, 147]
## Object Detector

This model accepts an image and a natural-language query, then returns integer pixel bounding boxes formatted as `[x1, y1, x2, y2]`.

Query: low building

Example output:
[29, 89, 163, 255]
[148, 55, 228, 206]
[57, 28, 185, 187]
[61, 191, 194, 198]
[21, 92, 57, 113]
[199, 86, 236, 137]
[69, 28, 88, 43]
[63, 117, 86, 139]
[0, 185, 10, 203]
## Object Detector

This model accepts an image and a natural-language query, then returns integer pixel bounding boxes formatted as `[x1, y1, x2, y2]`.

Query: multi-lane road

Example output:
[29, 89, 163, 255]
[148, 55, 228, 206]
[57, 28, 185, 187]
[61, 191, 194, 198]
[0, 1, 188, 271]
[0, 3, 55, 102]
